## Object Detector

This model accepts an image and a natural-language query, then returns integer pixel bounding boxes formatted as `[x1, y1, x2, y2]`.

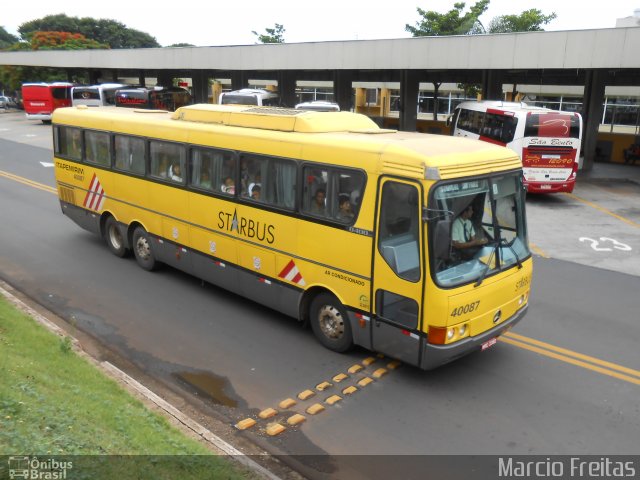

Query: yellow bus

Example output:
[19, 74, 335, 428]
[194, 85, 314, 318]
[52, 104, 532, 370]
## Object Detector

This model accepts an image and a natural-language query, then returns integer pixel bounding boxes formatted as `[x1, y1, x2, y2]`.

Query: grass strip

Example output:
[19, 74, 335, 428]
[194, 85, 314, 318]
[0, 296, 257, 479]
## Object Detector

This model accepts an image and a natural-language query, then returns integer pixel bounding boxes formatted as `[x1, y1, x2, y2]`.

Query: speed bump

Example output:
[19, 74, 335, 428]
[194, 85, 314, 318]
[287, 414, 306, 426]
[316, 381, 332, 391]
[279, 398, 297, 409]
[325, 395, 342, 405]
[306, 403, 325, 415]
[357, 377, 374, 387]
[342, 385, 358, 395]
[348, 364, 363, 374]
[332, 373, 348, 383]
[372, 368, 387, 379]
[265, 423, 286, 436]
[298, 389, 315, 400]
[387, 360, 402, 370]
[362, 357, 377, 366]
[235, 418, 257, 430]
[259, 408, 277, 419]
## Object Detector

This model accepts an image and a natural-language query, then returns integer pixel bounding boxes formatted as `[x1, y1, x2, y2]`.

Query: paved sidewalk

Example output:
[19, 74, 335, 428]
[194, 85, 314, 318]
[579, 161, 640, 185]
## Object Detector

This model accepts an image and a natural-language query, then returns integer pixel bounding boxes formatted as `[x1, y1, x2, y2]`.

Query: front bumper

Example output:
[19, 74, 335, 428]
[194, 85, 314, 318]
[420, 303, 528, 370]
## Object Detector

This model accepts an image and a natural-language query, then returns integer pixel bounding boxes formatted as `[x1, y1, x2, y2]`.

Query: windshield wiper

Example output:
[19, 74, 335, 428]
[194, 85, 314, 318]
[474, 241, 498, 287]
[500, 237, 523, 269]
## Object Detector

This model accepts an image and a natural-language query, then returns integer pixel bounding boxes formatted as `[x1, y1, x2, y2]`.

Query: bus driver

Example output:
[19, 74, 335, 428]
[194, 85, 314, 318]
[451, 204, 487, 257]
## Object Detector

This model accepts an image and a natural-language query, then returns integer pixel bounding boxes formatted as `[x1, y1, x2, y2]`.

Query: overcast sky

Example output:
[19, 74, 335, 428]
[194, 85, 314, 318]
[2, 0, 639, 47]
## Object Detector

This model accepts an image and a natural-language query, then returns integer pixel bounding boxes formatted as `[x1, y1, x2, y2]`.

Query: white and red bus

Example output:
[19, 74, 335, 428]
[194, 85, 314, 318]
[449, 101, 583, 193]
[22, 82, 74, 123]
[72, 83, 127, 107]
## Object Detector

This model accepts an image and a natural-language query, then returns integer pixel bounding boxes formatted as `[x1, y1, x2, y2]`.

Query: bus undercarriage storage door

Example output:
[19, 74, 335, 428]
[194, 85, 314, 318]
[372, 179, 424, 366]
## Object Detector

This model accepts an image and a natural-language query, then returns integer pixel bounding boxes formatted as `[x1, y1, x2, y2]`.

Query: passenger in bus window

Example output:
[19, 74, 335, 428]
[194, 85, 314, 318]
[336, 195, 354, 222]
[169, 163, 183, 182]
[251, 185, 261, 201]
[452, 204, 487, 258]
[199, 170, 211, 189]
[248, 173, 261, 197]
[222, 176, 235, 194]
[311, 188, 326, 215]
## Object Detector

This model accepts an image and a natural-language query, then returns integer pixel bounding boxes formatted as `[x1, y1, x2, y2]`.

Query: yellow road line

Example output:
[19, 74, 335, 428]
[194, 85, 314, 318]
[0, 170, 57, 195]
[565, 192, 640, 228]
[529, 242, 549, 258]
[501, 334, 640, 386]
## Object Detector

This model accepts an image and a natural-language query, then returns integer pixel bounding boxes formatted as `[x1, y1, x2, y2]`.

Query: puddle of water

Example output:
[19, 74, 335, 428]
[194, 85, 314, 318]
[174, 371, 238, 407]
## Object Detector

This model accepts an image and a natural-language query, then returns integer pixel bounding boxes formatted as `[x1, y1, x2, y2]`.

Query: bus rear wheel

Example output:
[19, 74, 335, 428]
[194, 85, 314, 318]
[309, 292, 353, 353]
[132, 226, 157, 271]
[103, 216, 128, 258]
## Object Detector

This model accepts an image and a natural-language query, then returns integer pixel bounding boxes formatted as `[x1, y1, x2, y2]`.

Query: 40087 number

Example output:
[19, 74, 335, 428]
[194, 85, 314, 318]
[451, 301, 480, 318]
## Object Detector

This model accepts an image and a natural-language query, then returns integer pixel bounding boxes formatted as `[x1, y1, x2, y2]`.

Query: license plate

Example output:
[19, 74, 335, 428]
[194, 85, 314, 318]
[481, 338, 498, 351]
[540, 184, 552, 189]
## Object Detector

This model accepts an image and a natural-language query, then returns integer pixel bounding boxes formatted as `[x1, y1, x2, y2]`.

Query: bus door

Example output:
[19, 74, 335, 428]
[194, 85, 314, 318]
[372, 178, 424, 366]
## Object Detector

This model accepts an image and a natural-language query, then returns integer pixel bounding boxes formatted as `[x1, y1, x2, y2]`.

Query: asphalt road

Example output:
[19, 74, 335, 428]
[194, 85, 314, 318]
[1, 111, 639, 479]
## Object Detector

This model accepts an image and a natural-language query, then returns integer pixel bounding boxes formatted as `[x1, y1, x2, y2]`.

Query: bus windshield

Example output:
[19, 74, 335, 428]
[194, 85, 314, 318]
[430, 172, 529, 288]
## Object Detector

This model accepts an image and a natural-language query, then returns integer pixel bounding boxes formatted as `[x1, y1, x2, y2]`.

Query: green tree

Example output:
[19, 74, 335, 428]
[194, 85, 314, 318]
[487, 9, 557, 33]
[0, 26, 19, 49]
[406, 2, 556, 103]
[405, 1, 490, 36]
[18, 14, 160, 48]
[252, 23, 285, 44]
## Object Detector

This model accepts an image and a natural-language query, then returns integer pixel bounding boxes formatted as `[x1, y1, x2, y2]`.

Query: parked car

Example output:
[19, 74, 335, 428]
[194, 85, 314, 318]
[0, 96, 11, 109]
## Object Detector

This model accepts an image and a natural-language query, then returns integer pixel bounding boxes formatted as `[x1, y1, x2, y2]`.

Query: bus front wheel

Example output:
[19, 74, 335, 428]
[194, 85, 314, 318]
[104, 216, 128, 258]
[309, 292, 353, 353]
[132, 226, 157, 271]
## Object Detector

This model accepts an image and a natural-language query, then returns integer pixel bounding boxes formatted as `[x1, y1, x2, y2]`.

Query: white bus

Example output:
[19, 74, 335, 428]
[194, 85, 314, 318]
[71, 83, 127, 107]
[219, 88, 279, 106]
[295, 100, 340, 112]
[449, 101, 583, 193]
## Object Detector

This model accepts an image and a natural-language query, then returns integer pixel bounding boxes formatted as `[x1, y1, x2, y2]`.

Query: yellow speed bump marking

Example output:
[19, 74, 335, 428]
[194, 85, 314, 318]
[332, 373, 348, 383]
[298, 389, 315, 400]
[357, 377, 374, 387]
[278, 398, 297, 409]
[348, 364, 363, 374]
[258, 408, 277, 419]
[387, 360, 402, 370]
[316, 381, 332, 391]
[342, 386, 358, 395]
[235, 418, 257, 430]
[287, 414, 306, 426]
[265, 423, 286, 436]
[362, 357, 377, 366]
[325, 395, 342, 405]
[306, 403, 325, 415]
[372, 368, 387, 379]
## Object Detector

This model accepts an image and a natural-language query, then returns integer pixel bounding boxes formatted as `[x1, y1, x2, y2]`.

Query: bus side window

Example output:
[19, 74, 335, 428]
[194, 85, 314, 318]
[114, 135, 145, 175]
[150, 141, 185, 183]
[253, 156, 296, 209]
[303, 166, 328, 216]
[57, 126, 82, 161]
[84, 130, 111, 167]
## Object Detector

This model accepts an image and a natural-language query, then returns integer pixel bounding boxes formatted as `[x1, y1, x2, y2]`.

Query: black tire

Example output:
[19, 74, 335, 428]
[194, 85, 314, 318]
[309, 292, 353, 353]
[103, 216, 128, 258]
[132, 226, 157, 271]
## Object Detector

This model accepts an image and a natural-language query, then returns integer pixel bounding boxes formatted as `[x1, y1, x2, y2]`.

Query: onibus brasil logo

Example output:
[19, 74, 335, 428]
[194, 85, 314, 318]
[7, 456, 73, 479]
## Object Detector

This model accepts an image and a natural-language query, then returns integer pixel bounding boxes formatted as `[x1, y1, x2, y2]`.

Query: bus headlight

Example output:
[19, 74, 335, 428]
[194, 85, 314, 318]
[459, 324, 467, 336]
[447, 328, 456, 340]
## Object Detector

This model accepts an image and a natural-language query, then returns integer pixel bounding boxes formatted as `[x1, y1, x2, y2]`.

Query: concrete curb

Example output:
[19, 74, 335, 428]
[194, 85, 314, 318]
[0, 281, 282, 480]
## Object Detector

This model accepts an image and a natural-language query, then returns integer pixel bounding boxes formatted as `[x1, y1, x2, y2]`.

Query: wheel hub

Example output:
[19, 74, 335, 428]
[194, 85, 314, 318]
[318, 305, 344, 339]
